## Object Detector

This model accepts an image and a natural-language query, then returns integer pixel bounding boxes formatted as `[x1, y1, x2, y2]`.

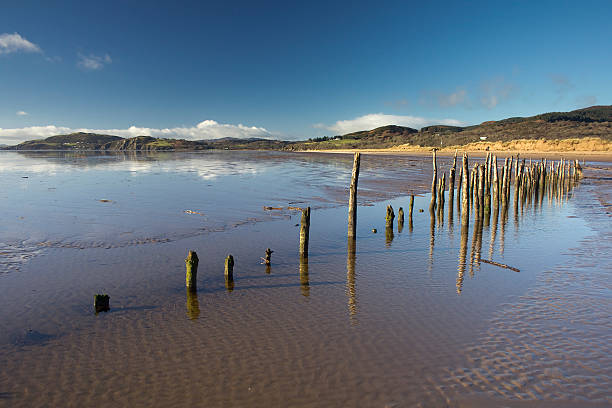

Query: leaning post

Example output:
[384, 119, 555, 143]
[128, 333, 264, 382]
[347, 153, 361, 239]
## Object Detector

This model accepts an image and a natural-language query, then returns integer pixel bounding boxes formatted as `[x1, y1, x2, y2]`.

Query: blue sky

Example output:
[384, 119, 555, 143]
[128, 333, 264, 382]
[1, 0, 610, 144]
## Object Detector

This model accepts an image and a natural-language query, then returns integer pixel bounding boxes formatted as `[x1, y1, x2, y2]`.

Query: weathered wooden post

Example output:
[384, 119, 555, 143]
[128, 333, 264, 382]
[461, 153, 470, 227]
[440, 173, 446, 211]
[263, 248, 273, 266]
[348, 153, 360, 239]
[408, 195, 414, 232]
[492, 155, 499, 209]
[430, 150, 438, 212]
[94, 294, 110, 314]
[385, 204, 395, 245]
[299, 207, 311, 259]
[483, 163, 490, 220]
[185, 250, 199, 290]
[397, 207, 404, 233]
[477, 164, 485, 219]
[575, 160, 583, 179]
[473, 164, 480, 214]
[225, 254, 234, 291]
[409, 195, 414, 217]
[385, 205, 395, 228]
[225, 254, 234, 279]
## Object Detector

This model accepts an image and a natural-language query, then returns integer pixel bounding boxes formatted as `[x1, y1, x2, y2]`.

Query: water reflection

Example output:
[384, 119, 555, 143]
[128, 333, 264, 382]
[299, 259, 309, 297]
[456, 224, 469, 294]
[225, 278, 235, 292]
[347, 239, 357, 322]
[385, 224, 394, 247]
[428, 209, 435, 270]
[186, 289, 200, 320]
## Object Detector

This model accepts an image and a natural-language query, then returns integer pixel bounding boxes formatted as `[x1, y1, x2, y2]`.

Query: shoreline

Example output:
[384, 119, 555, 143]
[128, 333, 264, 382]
[299, 148, 612, 162]
[3, 147, 612, 162]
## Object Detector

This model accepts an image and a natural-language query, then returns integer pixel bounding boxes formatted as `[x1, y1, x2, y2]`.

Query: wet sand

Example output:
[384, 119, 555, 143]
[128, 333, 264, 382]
[0, 151, 610, 407]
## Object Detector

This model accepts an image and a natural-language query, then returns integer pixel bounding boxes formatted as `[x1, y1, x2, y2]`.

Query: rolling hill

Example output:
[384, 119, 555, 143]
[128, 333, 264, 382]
[287, 105, 612, 150]
[3, 105, 611, 151]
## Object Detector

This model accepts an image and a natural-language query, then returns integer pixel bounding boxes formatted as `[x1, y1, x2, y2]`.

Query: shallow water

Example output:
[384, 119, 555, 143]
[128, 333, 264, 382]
[0, 151, 610, 407]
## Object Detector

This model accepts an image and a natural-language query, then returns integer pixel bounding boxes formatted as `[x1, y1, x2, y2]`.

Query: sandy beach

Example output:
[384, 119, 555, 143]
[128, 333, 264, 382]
[304, 137, 612, 162]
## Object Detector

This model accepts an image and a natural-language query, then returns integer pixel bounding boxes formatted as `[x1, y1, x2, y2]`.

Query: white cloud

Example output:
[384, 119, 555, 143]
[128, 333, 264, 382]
[0, 33, 41, 55]
[0, 120, 273, 145]
[77, 53, 112, 70]
[318, 113, 463, 134]
[16, 110, 29, 116]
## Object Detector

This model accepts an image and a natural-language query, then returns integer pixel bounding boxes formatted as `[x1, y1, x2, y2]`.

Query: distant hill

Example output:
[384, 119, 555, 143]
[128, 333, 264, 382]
[3, 132, 286, 151]
[287, 105, 612, 150]
[3, 106, 611, 151]
[287, 125, 419, 150]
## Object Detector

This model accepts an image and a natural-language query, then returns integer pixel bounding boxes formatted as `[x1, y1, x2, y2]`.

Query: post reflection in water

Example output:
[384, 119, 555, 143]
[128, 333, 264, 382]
[186, 289, 200, 320]
[456, 224, 469, 294]
[299, 258, 310, 297]
[225, 278, 235, 292]
[469, 217, 484, 278]
[385, 224, 394, 247]
[448, 192, 454, 236]
[346, 238, 357, 322]
[489, 204, 499, 260]
[428, 209, 435, 270]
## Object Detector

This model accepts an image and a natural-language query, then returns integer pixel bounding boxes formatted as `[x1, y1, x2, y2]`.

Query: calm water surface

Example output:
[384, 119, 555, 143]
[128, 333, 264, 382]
[0, 151, 610, 407]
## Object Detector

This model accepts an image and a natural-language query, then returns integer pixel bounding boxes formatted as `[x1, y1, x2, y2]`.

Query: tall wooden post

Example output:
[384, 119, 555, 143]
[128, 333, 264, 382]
[477, 164, 485, 219]
[449, 149, 457, 195]
[429, 150, 438, 212]
[461, 153, 470, 227]
[492, 155, 499, 209]
[348, 153, 360, 239]
[409, 195, 414, 217]
[299, 207, 311, 259]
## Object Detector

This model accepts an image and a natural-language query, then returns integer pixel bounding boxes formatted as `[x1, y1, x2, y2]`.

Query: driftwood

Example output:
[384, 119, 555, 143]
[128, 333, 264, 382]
[478, 258, 520, 272]
[263, 206, 303, 211]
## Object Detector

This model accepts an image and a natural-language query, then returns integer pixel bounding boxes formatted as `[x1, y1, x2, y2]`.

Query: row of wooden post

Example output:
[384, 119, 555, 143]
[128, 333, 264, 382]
[423, 151, 585, 228]
[179, 151, 584, 309]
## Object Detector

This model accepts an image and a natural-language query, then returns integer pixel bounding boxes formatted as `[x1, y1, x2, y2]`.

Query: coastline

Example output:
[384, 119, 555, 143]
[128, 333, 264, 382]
[304, 148, 612, 162]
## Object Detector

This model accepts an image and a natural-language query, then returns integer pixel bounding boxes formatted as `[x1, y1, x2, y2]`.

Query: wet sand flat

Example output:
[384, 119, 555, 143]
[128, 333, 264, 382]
[0, 151, 610, 407]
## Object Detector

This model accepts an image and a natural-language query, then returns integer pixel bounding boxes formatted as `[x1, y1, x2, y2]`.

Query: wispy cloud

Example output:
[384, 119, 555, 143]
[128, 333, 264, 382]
[0, 33, 41, 55]
[420, 88, 470, 109]
[16, 110, 29, 116]
[316, 113, 464, 134]
[479, 77, 516, 109]
[0, 120, 273, 145]
[550, 74, 574, 104]
[439, 89, 468, 107]
[77, 53, 112, 70]
[575, 95, 597, 108]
